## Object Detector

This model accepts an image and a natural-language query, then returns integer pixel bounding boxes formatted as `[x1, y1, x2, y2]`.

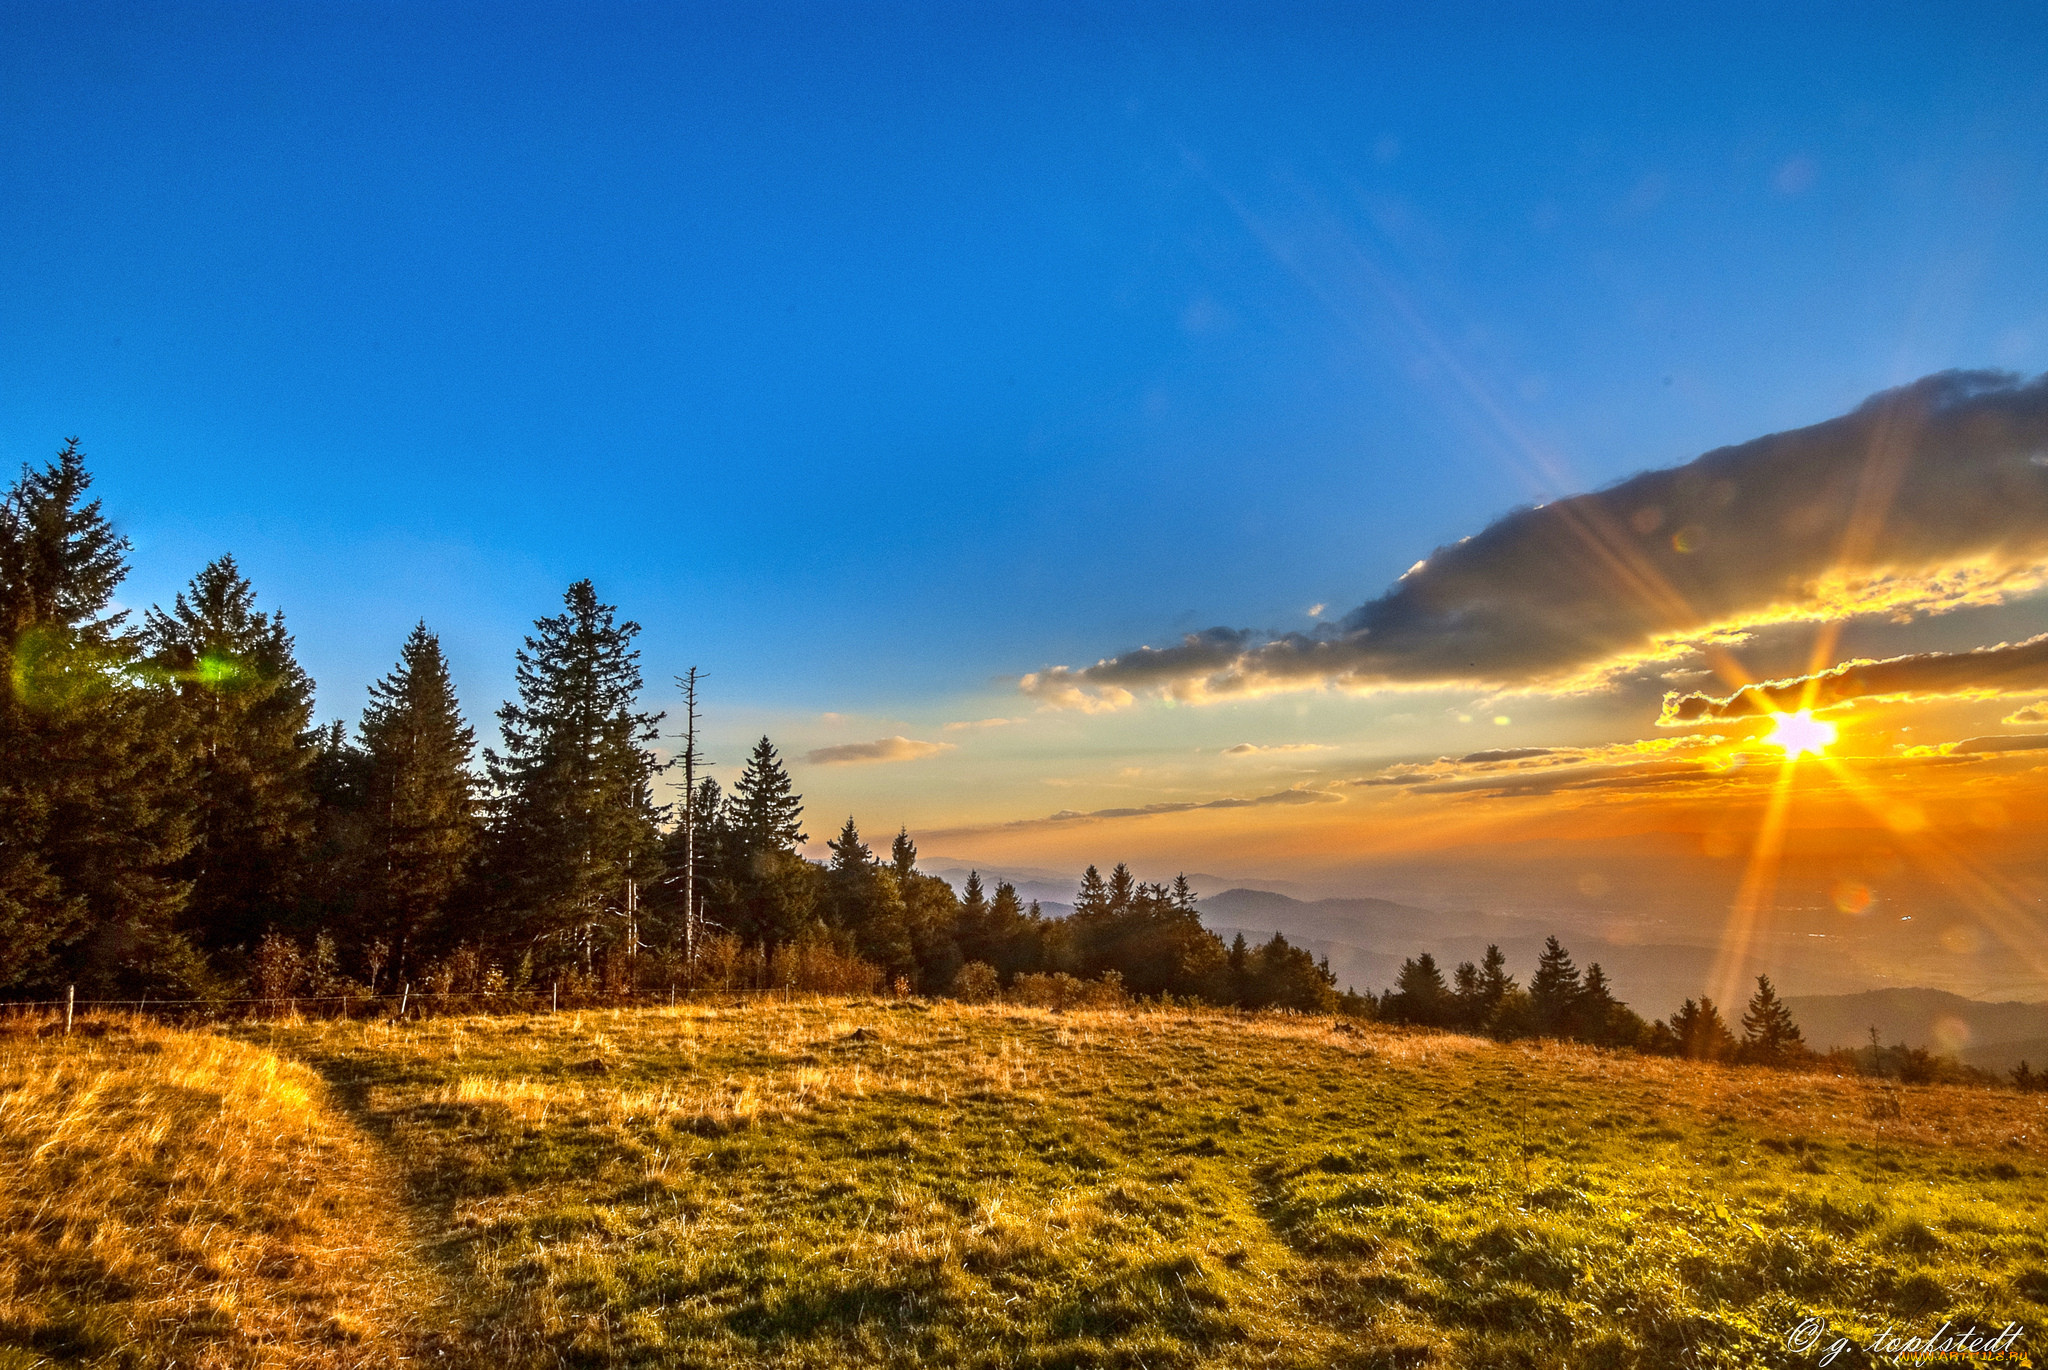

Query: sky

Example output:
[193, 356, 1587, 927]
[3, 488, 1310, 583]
[6, 4, 2048, 999]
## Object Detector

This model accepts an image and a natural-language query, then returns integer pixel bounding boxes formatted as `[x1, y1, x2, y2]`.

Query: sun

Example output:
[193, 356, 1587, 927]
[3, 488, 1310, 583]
[1764, 709, 1837, 758]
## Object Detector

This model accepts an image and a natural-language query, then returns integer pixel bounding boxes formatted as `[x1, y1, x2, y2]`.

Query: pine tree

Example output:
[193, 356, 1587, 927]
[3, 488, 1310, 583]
[1668, 997, 1738, 1061]
[1477, 944, 1514, 1010]
[955, 871, 991, 963]
[891, 828, 917, 881]
[1577, 963, 1639, 1046]
[827, 816, 871, 874]
[146, 555, 317, 959]
[1391, 952, 1451, 1026]
[484, 580, 664, 972]
[0, 444, 195, 993]
[1451, 960, 1483, 1028]
[1074, 866, 1109, 918]
[1528, 936, 1583, 1035]
[1740, 974, 1804, 1064]
[1170, 873, 1196, 912]
[1107, 863, 1136, 913]
[731, 736, 805, 853]
[358, 623, 478, 977]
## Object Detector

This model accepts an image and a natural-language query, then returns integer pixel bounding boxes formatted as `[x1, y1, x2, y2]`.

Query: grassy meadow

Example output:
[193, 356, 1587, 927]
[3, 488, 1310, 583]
[5, 1002, 2046, 1368]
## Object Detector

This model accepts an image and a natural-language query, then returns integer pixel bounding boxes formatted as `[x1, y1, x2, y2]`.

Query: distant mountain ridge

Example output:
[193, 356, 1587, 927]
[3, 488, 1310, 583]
[1201, 887, 1771, 1015]
[1783, 988, 2048, 1075]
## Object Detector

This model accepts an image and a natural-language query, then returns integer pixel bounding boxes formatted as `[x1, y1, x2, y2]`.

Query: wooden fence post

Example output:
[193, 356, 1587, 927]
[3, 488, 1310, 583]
[552, 981, 559, 1012]
[399, 983, 409, 1017]
[66, 985, 75, 1034]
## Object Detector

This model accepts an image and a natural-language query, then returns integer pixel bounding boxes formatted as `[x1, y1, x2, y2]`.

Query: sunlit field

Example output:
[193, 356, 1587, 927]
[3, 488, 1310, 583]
[0, 1017, 455, 1369]
[9, 1003, 2042, 1368]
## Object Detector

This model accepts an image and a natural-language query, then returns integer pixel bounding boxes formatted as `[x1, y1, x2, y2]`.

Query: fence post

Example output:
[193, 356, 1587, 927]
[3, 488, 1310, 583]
[399, 983, 409, 1017]
[552, 981, 559, 1013]
[66, 985, 75, 1034]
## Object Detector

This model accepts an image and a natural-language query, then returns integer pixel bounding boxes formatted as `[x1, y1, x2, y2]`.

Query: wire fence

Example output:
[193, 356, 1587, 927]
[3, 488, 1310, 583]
[1, 982, 819, 1027]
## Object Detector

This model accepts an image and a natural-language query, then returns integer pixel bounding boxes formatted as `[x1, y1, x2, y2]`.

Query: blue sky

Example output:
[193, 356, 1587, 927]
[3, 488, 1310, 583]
[6, 5, 2048, 894]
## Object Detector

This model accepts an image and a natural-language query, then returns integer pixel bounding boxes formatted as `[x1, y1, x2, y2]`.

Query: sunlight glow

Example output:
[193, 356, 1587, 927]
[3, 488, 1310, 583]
[1764, 709, 1836, 758]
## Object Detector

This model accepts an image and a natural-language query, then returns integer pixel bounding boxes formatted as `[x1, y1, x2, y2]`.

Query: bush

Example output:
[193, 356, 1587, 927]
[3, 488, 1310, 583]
[953, 961, 1000, 1003]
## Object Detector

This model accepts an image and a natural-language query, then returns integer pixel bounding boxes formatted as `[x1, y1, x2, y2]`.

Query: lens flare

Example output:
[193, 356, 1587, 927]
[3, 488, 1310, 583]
[1764, 709, 1836, 758]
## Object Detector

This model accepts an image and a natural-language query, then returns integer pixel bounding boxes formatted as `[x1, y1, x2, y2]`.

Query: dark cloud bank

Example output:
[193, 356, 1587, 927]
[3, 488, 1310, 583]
[1024, 371, 2048, 707]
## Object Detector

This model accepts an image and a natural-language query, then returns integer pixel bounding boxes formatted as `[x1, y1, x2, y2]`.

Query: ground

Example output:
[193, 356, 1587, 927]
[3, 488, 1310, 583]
[4, 1001, 2045, 1368]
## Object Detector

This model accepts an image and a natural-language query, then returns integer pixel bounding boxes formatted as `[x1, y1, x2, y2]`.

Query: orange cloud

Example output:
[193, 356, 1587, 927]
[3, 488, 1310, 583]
[1660, 635, 2048, 722]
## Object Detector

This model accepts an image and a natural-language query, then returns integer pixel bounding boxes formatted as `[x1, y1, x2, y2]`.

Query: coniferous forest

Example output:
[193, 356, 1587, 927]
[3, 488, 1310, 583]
[2, 444, 1350, 1011]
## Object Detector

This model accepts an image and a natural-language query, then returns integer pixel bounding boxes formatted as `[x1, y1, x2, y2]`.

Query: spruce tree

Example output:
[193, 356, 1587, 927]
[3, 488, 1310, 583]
[827, 816, 871, 873]
[359, 623, 478, 977]
[891, 828, 918, 881]
[0, 444, 195, 993]
[956, 871, 991, 963]
[1740, 974, 1804, 1063]
[146, 554, 316, 959]
[1073, 865, 1109, 918]
[1107, 863, 1136, 913]
[1668, 997, 1739, 1061]
[1477, 944, 1515, 1016]
[731, 736, 805, 853]
[1451, 960, 1483, 1028]
[1391, 952, 1451, 1025]
[484, 580, 664, 971]
[1528, 936, 1583, 1035]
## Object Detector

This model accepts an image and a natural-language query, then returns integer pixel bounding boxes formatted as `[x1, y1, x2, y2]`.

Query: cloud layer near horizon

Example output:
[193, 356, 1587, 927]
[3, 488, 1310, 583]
[1022, 371, 2048, 709]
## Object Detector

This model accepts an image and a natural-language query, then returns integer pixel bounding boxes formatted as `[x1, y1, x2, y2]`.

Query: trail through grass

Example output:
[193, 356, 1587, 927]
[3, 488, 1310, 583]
[0, 1016, 457, 1369]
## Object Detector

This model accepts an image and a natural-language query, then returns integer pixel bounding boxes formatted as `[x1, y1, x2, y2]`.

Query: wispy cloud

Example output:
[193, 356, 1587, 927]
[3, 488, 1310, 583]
[1902, 733, 2048, 757]
[1022, 371, 2048, 709]
[801, 736, 956, 766]
[1222, 742, 1331, 756]
[1660, 635, 2048, 722]
[930, 785, 1342, 836]
[942, 717, 1022, 732]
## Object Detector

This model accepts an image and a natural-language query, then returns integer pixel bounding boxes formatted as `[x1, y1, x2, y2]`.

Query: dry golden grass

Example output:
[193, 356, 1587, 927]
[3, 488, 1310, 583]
[0, 1014, 456, 1369]
[261, 1000, 2048, 1367]
[8, 1001, 2046, 1368]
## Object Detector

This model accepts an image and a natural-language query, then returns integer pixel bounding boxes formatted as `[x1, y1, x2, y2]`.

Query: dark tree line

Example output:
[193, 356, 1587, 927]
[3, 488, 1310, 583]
[1378, 936, 1829, 1066]
[0, 445, 1340, 1011]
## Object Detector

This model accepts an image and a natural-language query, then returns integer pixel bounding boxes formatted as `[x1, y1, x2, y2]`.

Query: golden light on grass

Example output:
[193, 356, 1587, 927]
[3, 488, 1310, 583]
[1763, 708, 1836, 758]
[0, 1015, 455, 1367]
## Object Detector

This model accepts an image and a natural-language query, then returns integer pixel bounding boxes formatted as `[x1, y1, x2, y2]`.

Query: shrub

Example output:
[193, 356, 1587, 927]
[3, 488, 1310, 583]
[953, 961, 1000, 1003]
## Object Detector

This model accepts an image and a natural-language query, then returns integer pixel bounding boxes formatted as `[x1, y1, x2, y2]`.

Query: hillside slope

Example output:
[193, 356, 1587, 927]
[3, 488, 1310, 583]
[255, 1002, 2046, 1369]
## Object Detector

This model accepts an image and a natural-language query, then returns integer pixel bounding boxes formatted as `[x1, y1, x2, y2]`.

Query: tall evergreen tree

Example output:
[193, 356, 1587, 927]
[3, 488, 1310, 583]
[1073, 865, 1109, 918]
[358, 623, 478, 977]
[1389, 952, 1452, 1026]
[484, 580, 664, 971]
[731, 736, 805, 852]
[1528, 936, 1583, 1035]
[145, 555, 317, 959]
[1476, 944, 1515, 1015]
[0, 444, 195, 993]
[1740, 974, 1804, 1063]
[891, 828, 918, 882]
[827, 816, 871, 873]
[1667, 997, 1739, 1061]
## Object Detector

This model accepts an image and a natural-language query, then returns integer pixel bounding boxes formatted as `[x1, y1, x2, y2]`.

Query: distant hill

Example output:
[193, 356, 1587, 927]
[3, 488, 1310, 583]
[1202, 888, 1764, 1017]
[1784, 988, 2048, 1074]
